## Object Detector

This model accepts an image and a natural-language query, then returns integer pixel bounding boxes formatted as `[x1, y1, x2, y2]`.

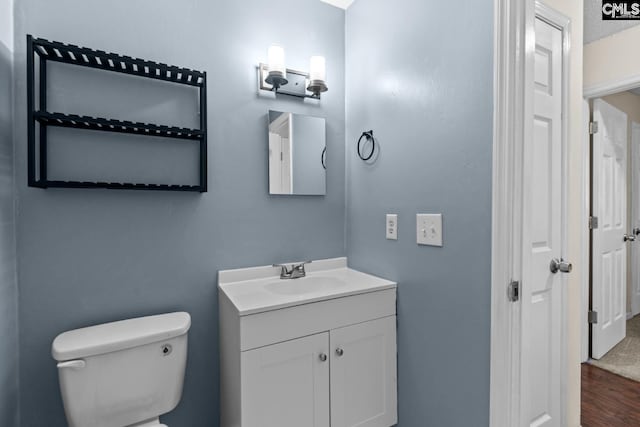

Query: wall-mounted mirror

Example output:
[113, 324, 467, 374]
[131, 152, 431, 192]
[268, 110, 326, 195]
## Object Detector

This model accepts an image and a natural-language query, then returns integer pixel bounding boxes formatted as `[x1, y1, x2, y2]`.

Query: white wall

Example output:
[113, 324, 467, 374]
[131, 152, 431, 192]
[585, 25, 640, 92]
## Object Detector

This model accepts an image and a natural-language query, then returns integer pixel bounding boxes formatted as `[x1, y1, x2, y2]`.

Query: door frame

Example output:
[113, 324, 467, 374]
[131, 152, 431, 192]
[490, 1, 571, 425]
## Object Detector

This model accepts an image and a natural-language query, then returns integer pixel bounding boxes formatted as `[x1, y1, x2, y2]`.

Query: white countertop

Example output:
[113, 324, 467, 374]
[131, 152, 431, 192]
[218, 257, 396, 316]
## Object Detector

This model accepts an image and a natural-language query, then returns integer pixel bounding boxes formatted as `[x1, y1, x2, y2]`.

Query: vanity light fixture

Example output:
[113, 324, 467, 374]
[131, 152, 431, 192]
[259, 46, 328, 99]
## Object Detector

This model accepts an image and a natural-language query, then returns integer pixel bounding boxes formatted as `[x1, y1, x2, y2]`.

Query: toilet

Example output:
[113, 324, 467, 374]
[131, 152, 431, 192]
[52, 312, 191, 427]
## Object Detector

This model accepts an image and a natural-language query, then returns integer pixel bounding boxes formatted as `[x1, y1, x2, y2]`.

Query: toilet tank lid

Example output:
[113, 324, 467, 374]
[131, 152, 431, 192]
[52, 312, 191, 361]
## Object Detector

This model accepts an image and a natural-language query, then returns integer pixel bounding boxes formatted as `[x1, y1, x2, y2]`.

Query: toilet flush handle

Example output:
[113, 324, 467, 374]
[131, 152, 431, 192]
[57, 360, 86, 369]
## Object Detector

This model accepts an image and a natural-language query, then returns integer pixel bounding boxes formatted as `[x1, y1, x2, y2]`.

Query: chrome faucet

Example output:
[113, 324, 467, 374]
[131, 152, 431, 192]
[272, 261, 312, 279]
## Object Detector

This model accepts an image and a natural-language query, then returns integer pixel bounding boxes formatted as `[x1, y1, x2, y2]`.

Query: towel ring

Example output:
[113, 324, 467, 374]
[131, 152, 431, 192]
[357, 130, 375, 161]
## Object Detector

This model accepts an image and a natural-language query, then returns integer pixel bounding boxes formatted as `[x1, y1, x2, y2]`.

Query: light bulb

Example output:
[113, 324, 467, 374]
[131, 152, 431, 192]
[307, 55, 328, 96]
[267, 45, 286, 77]
[309, 56, 326, 83]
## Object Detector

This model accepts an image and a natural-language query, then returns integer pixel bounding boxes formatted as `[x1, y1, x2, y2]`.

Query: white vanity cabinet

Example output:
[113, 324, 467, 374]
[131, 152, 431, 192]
[241, 332, 330, 427]
[330, 316, 397, 427]
[218, 257, 397, 427]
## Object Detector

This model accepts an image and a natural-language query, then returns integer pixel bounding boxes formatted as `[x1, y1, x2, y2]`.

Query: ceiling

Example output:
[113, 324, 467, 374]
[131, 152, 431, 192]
[584, 0, 640, 44]
[319, 0, 355, 10]
[323, 1, 635, 41]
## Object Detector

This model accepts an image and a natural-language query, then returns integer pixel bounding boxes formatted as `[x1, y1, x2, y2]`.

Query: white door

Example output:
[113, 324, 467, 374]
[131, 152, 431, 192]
[268, 134, 293, 194]
[520, 17, 565, 427]
[241, 333, 330, 427]
[269, 132, 283, 194]
[592, 99, 628, 359]
[268, 113, 293, 195]
[282, 136, 292, 193]
[330, 316, 397, 427]
[631, 122, 640, 317]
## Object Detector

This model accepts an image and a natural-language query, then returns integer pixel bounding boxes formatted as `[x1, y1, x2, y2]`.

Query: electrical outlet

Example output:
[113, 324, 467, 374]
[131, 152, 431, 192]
[417, 214, 443, 247]
[386, 214, 398, 240]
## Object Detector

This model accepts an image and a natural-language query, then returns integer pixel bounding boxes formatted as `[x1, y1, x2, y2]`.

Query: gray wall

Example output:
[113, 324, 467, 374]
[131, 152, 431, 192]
[0, 0, 19, 423]
[13, 0, 345, 425]
[345, 0, 493, 425]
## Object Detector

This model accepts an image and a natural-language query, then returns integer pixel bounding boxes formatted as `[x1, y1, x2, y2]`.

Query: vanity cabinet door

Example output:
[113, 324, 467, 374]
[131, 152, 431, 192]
[241, 332, 330, 427]
[330, 316, 397, 427]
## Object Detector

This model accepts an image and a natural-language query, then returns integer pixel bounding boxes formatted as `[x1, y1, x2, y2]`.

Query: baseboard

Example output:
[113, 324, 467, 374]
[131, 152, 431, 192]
[627, 311, 634, 320]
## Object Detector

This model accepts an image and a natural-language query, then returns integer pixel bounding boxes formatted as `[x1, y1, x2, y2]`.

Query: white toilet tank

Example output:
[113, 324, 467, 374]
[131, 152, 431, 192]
[52, 312, 191, 427]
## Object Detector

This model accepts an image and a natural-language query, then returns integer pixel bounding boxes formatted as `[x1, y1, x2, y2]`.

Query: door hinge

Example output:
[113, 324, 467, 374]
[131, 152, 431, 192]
[589, 216, 599, 230]
[508, 280, 520, 302]
[590, 121, 599, 135]
[588, 310, 598, 324]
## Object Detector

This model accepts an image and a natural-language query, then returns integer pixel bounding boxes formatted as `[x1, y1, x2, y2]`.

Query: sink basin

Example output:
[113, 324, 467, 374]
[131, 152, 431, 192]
[218, 257, 397, 315]
[264, 276, 348, 296]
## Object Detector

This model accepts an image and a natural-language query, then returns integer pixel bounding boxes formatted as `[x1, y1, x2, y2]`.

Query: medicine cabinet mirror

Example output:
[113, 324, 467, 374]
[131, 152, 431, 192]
[268, 110, 326, 196]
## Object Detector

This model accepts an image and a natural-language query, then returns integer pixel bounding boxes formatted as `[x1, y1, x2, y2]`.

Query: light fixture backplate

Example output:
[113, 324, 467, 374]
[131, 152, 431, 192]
[259, 63, 319, 99]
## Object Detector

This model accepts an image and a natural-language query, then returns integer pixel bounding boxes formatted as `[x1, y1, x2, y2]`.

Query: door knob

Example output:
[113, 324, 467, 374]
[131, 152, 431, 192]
[624, 234, 637, 242]
[335, 348, 344, 357]
[550, 258, 572, 274]
[634, 228, 640, 236]
[319, 353, 327, 362]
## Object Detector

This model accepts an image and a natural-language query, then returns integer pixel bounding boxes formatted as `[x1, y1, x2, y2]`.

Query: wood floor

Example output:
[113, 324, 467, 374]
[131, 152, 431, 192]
[582, 363, 640, 426]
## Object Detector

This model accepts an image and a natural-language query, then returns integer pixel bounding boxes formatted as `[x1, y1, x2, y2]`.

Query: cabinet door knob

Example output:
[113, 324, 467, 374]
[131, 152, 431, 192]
[319, 353, 327, 362]
[335, 348, 344, 357]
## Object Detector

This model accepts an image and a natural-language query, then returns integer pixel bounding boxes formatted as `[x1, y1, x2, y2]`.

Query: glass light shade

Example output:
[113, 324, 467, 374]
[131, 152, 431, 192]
[309, 56, 326, 83]
[267, 45, 286, 76]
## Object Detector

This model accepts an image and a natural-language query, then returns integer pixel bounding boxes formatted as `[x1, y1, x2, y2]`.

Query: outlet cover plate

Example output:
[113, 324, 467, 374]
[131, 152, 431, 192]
[386, 214, 398, 240]
[417, 214, 443, 247]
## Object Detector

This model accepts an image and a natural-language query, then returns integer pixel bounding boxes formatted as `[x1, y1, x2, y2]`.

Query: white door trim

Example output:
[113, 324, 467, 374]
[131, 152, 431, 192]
[581, 98, 591, 363]
[584, 74, 640, 99]
[490, 1, 571, 425]
[490, 0, 527, 425]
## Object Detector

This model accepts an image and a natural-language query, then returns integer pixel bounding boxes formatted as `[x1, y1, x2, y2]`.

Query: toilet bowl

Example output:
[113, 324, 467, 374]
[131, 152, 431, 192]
[52, 312, 191, 427]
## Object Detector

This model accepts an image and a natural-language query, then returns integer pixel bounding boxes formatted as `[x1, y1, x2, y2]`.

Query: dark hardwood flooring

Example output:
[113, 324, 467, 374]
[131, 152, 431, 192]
[582, 363, 640, 426]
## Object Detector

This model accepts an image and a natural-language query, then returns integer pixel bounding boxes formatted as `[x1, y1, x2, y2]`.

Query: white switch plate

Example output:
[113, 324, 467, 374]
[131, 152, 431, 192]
[417, 214, 443, 246]
[386, 214, 398, 240]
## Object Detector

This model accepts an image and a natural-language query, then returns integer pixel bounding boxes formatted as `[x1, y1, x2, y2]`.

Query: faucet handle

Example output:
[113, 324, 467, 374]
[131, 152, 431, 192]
[273, 261, 312, 279]
[273, 264, 293, 275]
[293, 261, 312, 270]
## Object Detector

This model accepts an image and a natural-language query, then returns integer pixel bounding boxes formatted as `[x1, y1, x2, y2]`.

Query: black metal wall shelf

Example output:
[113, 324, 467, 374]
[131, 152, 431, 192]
[34, 112, 205, 140]
[31, 37, 206, 87]
[44, 181, 202, 192]
[27, 35, 208, 192]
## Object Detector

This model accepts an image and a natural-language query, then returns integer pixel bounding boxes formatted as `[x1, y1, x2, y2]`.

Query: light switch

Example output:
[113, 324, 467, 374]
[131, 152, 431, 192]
[417, 214, 443, 247]
[386, 214, 398, 240]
